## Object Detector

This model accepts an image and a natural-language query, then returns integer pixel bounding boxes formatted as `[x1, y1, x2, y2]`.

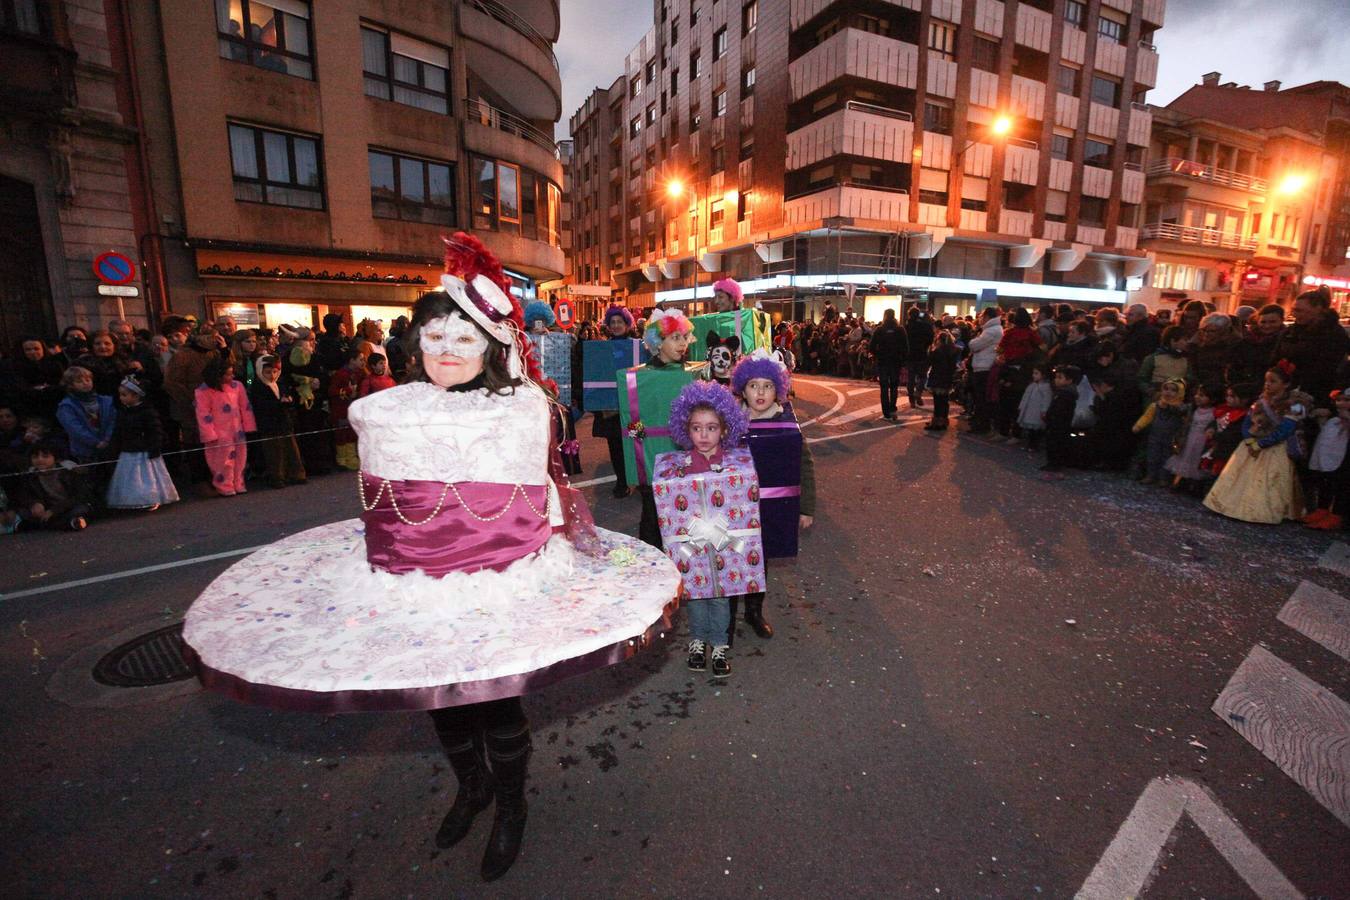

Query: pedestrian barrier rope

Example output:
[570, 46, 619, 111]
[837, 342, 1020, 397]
[0, 424, 351, 481]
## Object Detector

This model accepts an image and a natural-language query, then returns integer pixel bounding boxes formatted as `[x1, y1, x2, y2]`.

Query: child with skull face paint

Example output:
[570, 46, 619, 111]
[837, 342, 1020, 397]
[705, 333, 741, 384]
[726, 351, 817, 644]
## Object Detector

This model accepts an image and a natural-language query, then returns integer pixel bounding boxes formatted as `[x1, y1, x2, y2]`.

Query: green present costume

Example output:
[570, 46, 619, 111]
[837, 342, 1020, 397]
[687, 309, 772, 362]
[618, 360, 710, 484]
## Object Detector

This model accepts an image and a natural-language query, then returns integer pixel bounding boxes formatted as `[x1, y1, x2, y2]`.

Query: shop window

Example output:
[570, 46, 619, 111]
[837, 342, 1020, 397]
[216, 0, 313, 79]
[369, 150, 454, 225]
[362, 25, 450, 114]
[228, 122, 323, 209]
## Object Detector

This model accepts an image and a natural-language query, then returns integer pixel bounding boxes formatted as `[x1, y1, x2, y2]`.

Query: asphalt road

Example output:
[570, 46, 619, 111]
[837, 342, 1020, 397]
[2, 376, 1347, 898]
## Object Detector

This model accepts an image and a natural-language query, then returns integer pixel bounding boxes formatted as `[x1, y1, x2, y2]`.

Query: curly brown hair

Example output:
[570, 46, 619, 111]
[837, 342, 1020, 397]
[402, 290, 522, 394]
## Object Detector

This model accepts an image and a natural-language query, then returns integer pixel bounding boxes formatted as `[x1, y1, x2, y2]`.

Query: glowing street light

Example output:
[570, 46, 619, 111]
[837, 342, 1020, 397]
[666, 179, 686, 199]
[1276, 173, 1310, 196]
[990, 115, 1013, 137]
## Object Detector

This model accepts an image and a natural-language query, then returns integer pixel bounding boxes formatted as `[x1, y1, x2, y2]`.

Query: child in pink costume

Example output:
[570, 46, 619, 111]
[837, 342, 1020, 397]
[195, 357, 257, 496]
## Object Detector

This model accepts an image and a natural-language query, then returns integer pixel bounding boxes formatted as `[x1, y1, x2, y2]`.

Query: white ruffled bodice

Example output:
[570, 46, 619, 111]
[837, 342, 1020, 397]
[349, 382, 561, 524]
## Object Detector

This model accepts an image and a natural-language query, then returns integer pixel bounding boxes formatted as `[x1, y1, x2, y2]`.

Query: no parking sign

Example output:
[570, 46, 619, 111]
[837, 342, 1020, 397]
[93, 251, 137, 285]
[554, 297, 575, 330]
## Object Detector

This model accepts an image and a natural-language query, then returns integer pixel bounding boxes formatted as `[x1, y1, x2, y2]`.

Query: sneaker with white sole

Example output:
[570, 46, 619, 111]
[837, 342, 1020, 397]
[710, 645, 731, 678]
[687, 639, 707, 671]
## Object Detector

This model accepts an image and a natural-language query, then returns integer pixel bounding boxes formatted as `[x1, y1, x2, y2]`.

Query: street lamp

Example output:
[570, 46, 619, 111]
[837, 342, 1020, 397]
[666, 179, 686, 199]
[1276, 173, 1309, 196]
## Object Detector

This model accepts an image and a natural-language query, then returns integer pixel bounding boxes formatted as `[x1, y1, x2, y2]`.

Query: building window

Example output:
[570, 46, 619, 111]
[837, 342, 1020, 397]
[1079, 197, 1107, 227]
[646, 103, 657, 126]
[713, 26, 728, 59]
[690, 50, 701, 79]
[630, 115, 641, 138]
[671, 20, 679, 42]
[215, 0, 313, 80]
[919, 189, 948, 206]
[924, 101, 954, 136]
[740, 133, 755, 161]
[1, 0, 47, 35]
[1056, 64, 1080, 96]
[646, 60, 656, 84]
[972, 36, 999, 73]
[714, 89, 727, 118]
[671, 67, 680, 92]
[928, 21, 956, 61]
[630, 74, 640, 98]
[690, 5, 699, 27]
[742, 66, 756, 93]
[711, 144, 726, 173]
[814, 18, 840, 45]
[691, 111, 702, 132]
[738, 189, 752, 221]
[368, 150, 454, 224]
[1090, 74, 1122, 108]
[1097, 9, 1127, 44]
[742, 1, 757, 36]
[710, 198, 725, 229]
[1051, 133, 1071, 160]
[1063, 0, 1085, 28]
[470, 155, 561, 245]
[228, 123, 322, 209]
[961, 197, 987, 213]
[859, 13, 889, 36]
[1084, 138, 1112, 168]
[361, 26, 450, 114]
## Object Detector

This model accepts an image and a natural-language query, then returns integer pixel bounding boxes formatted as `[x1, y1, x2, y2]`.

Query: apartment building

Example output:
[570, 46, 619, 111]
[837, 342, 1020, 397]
[1139, 75, 1350, 313]
[568, 0, 1162, 317]
[0, 0, 149, 343]
[128, 0, 565, 330]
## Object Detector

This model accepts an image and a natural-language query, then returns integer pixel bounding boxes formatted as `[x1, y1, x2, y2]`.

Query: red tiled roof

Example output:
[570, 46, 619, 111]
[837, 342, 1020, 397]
[1167, 84, 1342, 135]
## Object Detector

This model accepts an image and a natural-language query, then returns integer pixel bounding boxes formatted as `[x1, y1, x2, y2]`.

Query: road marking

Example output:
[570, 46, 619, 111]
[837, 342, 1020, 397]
[830, 403, 885, 426]
[796, 378, 847, 427]
[4, 423, 912, 601]
[1316, 541, 1350, 578]
[1077, 776, 1303, 900]
[1277, 581, 1350, 662]
[847, 387, 874, 396]
[1, 545, 269, 602]
[1213, 644, 1350, 827]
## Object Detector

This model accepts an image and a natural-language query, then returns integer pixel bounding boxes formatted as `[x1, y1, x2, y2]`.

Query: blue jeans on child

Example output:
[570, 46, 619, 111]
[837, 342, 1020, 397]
[686, 597, 730, 645]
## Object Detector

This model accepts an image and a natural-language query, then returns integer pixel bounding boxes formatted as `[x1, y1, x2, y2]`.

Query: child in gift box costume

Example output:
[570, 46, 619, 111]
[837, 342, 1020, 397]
[656, 380, 755, 679]
[688, 277, 772, 363]
[625, 309, 703, 547]
[728, 350, 817, 643]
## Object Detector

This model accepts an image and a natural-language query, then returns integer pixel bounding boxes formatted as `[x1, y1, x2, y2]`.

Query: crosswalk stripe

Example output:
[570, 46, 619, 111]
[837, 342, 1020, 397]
[1277, 581, 1350, 662]
[1213, 645, 1350, 828]
[1077, 777, 1302, 900]
[1316, 541, 1350, 578]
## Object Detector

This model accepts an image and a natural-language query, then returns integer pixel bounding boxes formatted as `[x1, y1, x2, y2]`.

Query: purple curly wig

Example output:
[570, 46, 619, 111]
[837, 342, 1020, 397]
[603, 304, 635, 330]
[731, 354, 791, 401]
[669, 380, 748, 451]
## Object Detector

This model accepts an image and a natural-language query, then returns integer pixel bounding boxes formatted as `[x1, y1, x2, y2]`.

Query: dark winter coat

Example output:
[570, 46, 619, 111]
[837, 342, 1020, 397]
[1271, 312, 1350, 404]
[1229, 332, 1280, 387]
[925, 344, 960, 391]
[248, 380, 296, 436]
[1045, 386, 1078, 436]
[905, 316, 934, 363]
[1190, 332, 1242, 387]
[868, 321, 909, 366]
[113, 402, 164, 457]
[1119, 320, 1161, 362]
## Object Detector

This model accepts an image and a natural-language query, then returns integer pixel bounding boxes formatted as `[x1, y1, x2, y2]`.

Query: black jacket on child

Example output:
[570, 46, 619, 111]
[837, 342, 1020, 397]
[1085, 390, 1137, 469]
[113, 402, 164, 457]
[248, 380, 295, 436]
[1044, 385, 1079, 468]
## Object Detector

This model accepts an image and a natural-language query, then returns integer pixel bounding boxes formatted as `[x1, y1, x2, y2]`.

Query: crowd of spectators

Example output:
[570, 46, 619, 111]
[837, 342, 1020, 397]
[0, 311, 409, 532]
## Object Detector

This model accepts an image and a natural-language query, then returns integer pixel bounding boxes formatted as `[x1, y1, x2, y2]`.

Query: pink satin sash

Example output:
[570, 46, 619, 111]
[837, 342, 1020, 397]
[361, 474, 551, 577]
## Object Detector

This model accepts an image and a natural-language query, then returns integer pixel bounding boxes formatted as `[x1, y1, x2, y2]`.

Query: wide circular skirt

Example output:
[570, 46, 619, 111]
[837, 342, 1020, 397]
[182, 522, 681, 712]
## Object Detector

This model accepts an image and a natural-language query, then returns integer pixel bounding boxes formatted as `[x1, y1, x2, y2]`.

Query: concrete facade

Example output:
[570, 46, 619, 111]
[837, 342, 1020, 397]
[567, 0, 1161, 317]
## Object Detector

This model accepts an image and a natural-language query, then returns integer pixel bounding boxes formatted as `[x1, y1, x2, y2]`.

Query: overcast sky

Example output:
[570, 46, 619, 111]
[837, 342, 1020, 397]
[555, 0, 1350, 136]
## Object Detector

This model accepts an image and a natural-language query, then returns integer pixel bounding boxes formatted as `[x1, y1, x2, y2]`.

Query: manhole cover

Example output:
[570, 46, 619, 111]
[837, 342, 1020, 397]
[92, 622, 195, 687]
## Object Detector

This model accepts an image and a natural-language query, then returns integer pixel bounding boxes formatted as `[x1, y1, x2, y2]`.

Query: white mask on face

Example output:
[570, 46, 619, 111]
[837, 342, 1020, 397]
[419, 313, 490, 358]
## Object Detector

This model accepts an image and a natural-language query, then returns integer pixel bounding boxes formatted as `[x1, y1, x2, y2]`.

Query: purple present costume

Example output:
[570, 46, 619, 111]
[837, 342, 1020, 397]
[744, 402, 804, 559]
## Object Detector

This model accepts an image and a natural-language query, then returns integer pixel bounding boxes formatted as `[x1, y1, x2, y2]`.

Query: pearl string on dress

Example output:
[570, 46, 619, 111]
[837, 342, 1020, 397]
[358, 475, 550, 526]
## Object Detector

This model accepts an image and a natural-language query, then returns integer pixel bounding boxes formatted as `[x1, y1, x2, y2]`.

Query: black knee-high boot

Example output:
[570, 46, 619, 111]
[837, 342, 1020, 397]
[481, 714, 532, 881]
[429, 708, 494, 849]
[743, 591, 773, 638]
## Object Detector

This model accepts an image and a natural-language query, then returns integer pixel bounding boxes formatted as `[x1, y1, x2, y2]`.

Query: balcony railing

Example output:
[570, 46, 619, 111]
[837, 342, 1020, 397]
[1147, 157, 1268, 192]
[466, 0, 558, 69]
[1140, 222, 1258, 251]
[844, 99, 913, 121]
[466, 99, 558, 158]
